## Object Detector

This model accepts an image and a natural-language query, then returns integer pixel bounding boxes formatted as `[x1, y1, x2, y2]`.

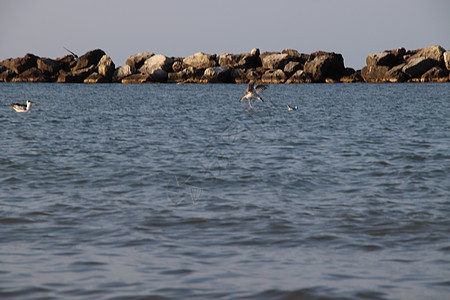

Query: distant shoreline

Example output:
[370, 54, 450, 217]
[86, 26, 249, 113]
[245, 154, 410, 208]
[1, 46, 449, 84]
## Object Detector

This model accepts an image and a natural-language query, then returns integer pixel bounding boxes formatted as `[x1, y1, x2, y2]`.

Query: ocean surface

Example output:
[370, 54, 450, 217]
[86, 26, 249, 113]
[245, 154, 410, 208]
[0, 82, 449, 300]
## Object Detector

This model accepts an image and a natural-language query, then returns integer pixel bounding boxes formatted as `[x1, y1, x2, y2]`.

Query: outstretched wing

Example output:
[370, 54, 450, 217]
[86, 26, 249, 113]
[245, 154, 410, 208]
[254, 84, 269, 93]
[246, 81, 255, 93]
[63, 47, 78, 59]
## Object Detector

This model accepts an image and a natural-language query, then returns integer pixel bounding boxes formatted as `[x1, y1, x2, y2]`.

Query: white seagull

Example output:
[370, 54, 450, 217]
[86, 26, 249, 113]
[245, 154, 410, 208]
[239, 80, 269, 109]
[287, 105, 298, 111]
[10, 100, 35, 112]
[63, 47, 79, 60]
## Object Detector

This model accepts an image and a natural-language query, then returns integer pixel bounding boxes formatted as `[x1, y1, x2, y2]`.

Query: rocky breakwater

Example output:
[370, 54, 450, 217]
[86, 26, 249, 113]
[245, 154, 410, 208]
[1, 45, 449, 83]
[361, 45, 450, 83]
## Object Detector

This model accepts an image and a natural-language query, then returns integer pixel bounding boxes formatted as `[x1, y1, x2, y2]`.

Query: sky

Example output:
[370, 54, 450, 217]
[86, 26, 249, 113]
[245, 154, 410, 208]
[1, 0, 449, 69]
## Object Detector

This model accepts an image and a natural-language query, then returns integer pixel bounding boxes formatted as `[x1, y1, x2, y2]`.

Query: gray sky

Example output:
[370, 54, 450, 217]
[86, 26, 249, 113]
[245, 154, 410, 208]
[1, 0, 449, 69]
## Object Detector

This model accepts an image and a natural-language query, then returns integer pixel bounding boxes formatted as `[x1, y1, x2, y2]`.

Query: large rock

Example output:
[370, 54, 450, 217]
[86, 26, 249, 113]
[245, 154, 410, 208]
[218, 52, 260, 68]
[420, 67, 449, 82]
[444, 51, 450, 71]
[286, 70, 313, 83]
[0, 53, 38, 74]
[409, 45, 446, 65]
[12, 67, 48, 82]
[84, 72, 109, 83]
[97, 55, 115, 79]
[0, 67, 16, 82]
[112, 65, 135, 82]
[402, 57, 435, 78]
[126, 52, 154, 70]
[167, 66, 203, 83]
[139, 54, 174, 74]
[230, 68, 248, 83]
[340, 70, 364, 83]
[172, 60, 183, 72]
[361, 65, 390, 82]
[183, 52, 217, 69]
[58, 65, 95, 83]
[73, 49, 106, 71]
[147, 69, 168, 83]
[304, 52, 346, 82]
[37, 57, 63, 75]
[261, 69, 287, 84]
[385, 63, 409, 82]
[366, 48, 405, 67]
[260, 53, 291, 70]
[203, 66, 232, 83]
[284, 61, 302, 76]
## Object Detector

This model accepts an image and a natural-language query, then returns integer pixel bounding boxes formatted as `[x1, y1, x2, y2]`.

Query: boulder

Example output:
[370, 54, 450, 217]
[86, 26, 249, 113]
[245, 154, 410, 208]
[13, 67, 48, 82]
[284, 61, 302, 76]
[420, 66, 449, 82]
[230, 68, 248, 83]
[218, 52, 260, 68]
[409, 45, 446, 65]
[121, 73, 150, 83]
[402, 57, 435, 78]
[112, 65, 135, 82]
[73, 49, 106, 71]
[172, 60, 183, 72]
[361, 65, 390, 82]
[84, 72, 109, 83]
[366, 52, 398, 67]
[97, 55, 115, 79]
[183, 52, 217, 69]
[203, 66, 232, 83]
[444, 51, 450, 71]
[304, 52, 346, 82]
[37, 57, 63, 75]
[126, 52, 154, 70]
[58, 65, 95, 83]
[285, 70, 313, 83]
[0, 53, 38, 74]
[167, 66, 203, 83]
[385, 63, 409, 82]
[147, 69, 168, 83]
[261, 53, 291, 70]
[55, 54, 75, 66]
[245, 68, 264, 81]
[261, 69, 287, 84]
[139, 54, 174, 74]
[340, 70, 364, 83]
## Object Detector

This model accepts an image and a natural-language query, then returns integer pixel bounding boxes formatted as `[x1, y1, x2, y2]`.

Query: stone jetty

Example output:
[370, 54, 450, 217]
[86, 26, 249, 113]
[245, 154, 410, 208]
[1, 46, 449, 83]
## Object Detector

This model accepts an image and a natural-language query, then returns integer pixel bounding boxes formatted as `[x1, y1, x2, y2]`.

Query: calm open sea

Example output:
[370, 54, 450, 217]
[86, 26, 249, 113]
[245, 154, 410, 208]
[0, 83, 449, 299]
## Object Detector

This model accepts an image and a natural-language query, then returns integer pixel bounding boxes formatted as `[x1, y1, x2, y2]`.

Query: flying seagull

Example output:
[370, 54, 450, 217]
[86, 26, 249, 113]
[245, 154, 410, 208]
[10, 100, 35, 112]
[63, 47, 78, 60]
[239, 80, 269, 109]
[287, 105, 298, 111]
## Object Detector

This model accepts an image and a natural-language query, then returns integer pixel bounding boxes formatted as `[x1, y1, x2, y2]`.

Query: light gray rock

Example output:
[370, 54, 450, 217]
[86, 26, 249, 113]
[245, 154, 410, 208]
[97, 55, 115, 79]
[444, 51, 450, 71]
[183, 52, 217, 69]
[261, 53, 291, 70]
[261, 69, 287, 83]
[409, 45, 445, 64]
[113, 65, 136, 81]
[284, 61, 302, 76]
[139, 54, 174, 74]
[361, 65, 390, 83]
[203, 66, 232, 83]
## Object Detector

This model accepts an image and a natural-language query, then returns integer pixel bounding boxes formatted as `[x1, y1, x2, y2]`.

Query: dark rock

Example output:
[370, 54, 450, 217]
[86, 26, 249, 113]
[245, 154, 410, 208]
[284, 61, 302, 76]
[285, 70, 313, 83]
[361, 65, 390, 82]
[304, 52, 346, 82]
[37, 57, 63, 75]
[126, 52, 154, 70]
[0, 53, 38, 74]
[409, 45, 446, 65]
[340, 70, 364, 83]
[420, 66, 449, 82]
[261, 69, 287, 84]
[172, 61, 183, 72]
[73, 49, 106, 71]
[183, 52, 217, 69]
[203, 66, 232, 83]
[366, 52, 397, 67]
[402, 57, 435, 78]
[245, 68, 264, 81]
[12, 67, 48, 82]
[385, 63, 409, 82]
[147, 69, 168, 83]
[230, 68, 248, 83]
[218, 52, 260, 68]
[167, 67, 204, 83]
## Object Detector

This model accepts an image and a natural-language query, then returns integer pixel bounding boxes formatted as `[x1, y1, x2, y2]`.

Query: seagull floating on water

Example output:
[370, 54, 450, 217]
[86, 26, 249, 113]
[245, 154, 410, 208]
[10, 100, 35, 112]
[287, 105, 298, 111]
[239, 80, 269, 109]
[63, 47, 78, 60]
